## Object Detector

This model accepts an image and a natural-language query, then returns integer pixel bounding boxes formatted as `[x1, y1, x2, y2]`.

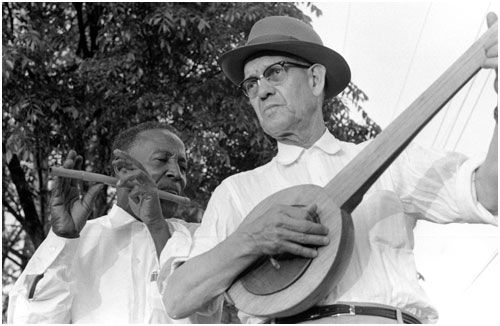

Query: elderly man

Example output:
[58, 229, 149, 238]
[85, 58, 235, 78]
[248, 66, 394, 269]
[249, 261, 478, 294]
[165, 15, 498, 324]
[8, 122, 219, 323]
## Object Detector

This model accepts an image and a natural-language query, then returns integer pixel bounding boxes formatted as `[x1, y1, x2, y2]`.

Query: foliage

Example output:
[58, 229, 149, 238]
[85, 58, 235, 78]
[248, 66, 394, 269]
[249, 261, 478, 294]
[2, 2, 379, 322]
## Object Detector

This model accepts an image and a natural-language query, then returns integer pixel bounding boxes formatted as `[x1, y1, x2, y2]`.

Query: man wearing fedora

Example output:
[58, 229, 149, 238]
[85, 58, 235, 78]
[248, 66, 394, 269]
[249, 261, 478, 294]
[165, 15, 498, 324]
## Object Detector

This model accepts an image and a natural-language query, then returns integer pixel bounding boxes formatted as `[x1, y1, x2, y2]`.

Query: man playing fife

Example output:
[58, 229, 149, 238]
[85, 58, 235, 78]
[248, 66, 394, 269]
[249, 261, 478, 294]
[8, 122, 220, 323]
[165, 15, 498, 324]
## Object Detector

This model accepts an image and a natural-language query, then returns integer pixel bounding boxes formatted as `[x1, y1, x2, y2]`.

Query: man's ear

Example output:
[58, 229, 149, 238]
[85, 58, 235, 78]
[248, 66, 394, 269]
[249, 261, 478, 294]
[309, 64, 326, 97]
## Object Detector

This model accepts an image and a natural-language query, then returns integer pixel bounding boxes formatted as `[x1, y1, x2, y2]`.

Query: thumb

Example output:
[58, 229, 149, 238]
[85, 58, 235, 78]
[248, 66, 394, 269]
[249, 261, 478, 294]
[487, 12, 497, 28]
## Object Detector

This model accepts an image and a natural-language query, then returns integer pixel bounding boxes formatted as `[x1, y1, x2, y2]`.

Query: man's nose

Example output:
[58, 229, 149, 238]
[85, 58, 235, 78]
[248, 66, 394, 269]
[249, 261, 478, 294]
[257, 78, 276, 99]
[165, 161, 182, 180]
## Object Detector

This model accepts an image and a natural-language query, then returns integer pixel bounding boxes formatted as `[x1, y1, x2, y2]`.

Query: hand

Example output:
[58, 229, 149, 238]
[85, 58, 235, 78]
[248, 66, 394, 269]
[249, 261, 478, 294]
[113, 149, 164, 227]
[50, 150, 104, 238]
[232, 203, 329, 259]
[483, 12, 498, 93]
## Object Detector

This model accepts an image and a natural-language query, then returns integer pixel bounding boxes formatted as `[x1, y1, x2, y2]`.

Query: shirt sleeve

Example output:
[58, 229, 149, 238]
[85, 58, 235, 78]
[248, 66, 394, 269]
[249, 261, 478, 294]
[388, 143, 497, 225]
[154, 219, 223, 323]
[7, 230, 80, 323]
[168, 181, 243, 270]
[160, 182, 242, 323]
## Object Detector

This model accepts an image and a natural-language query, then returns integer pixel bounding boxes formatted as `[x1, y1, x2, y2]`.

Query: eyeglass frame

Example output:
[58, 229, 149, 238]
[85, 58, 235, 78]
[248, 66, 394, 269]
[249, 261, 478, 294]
[239, 60, 312, 98]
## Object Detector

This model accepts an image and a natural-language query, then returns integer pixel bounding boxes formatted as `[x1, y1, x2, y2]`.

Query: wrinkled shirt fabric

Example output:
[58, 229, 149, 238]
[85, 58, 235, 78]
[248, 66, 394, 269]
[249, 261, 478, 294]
[174, 130, 496, 324]
[8, 205, 221, 324]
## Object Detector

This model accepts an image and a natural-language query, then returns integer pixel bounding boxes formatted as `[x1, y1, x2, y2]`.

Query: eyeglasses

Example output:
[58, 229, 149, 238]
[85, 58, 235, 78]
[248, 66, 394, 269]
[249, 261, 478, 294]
[239, 61, 312, 98]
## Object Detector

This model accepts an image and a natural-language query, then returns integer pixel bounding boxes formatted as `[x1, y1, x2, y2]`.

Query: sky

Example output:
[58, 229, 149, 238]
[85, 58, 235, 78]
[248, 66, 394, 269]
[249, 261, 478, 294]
[298, 1, 499, 324]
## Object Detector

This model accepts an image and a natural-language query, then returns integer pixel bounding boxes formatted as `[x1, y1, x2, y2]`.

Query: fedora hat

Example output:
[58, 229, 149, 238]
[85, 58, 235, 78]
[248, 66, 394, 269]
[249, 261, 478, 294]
[220, 16, 351, 99]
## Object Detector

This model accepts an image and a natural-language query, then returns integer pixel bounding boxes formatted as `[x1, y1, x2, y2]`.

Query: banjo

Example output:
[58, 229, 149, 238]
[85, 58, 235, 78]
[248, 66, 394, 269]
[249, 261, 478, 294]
[227, 22, 497, 318]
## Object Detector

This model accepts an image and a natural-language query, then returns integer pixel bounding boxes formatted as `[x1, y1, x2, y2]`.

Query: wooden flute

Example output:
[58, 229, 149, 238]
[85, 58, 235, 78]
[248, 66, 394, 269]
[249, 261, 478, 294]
[49, 166, 191, 205]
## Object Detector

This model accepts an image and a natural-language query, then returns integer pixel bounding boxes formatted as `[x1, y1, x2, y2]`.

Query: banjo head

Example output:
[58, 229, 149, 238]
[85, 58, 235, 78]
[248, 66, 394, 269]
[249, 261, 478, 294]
[227, 184, 354, 318]
[239, 230, 316, 296]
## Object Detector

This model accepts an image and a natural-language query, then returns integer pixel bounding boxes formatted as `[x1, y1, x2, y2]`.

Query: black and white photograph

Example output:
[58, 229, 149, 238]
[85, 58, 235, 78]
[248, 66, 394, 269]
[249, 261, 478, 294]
[2, 1, 498, 324]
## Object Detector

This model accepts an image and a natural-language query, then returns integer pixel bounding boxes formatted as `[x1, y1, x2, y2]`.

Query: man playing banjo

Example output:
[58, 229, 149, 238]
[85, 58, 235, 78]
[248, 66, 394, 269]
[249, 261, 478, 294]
[165, 14, 498, 324]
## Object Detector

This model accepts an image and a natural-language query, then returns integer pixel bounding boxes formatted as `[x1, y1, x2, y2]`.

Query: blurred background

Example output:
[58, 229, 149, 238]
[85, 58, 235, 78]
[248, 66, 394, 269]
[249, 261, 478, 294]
[2, 1, 498, 324]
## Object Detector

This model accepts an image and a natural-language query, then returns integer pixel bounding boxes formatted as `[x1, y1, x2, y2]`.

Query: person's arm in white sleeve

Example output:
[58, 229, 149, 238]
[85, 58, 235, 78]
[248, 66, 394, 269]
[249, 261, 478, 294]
[8, 150, 102, 323]
[475, 122, 497, 216]
[7, 231, 79, 323]
[155, 219, 223, 323]
[164, 181, 329, 320]
[389, 142, 497, 225]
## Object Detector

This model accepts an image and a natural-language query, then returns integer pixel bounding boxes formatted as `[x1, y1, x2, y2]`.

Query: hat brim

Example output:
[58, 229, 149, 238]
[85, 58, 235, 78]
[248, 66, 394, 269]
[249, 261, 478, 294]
[220, 41, 351, 99]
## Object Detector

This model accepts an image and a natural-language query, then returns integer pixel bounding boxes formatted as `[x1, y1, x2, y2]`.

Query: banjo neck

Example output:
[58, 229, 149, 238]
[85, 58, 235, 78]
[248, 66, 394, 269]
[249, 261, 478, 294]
[326, 22, 497, 213]
[230, 22, 496, 319]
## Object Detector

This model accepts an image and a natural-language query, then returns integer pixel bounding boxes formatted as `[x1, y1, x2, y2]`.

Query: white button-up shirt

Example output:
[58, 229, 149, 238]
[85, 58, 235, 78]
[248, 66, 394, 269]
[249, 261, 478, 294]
[7, 205, 220, 324]
[181, 130, 496, 323]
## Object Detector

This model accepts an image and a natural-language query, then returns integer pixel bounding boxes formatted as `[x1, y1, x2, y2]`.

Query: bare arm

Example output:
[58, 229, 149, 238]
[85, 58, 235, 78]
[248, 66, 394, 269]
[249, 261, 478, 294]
[475, 120, 498, 215]
[164, 204, 329, 319]
[475, 13, 498, 215]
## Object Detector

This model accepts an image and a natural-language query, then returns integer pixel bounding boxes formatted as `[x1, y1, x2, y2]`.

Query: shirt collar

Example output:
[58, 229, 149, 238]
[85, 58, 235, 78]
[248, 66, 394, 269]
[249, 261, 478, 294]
[107, 204, 138, 228]
[275, 129, 341, 165]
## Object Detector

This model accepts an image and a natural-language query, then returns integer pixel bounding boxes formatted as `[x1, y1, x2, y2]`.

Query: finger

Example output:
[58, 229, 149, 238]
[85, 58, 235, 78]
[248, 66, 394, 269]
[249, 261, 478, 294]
[59, 151, 79, 193]
[66, 150, 77, 165]
[486, 44, 498, 58]
[484, 35, 498, 53]
[129, 186, 146, 205]
[482, 58, 498, 69]
[73, 155, 83, 170]
[273, 240, 319, 258]
[117, 169, 156, 188]
[81, 184, 104, 209]
[74, 183, 105, 230]
[113, 149, 148, 173]
[112, 157, 135, 171]
[305, 204, 319, 222]
[278, 214, 329, 235]
[279, 205, 323, 226]
[278, 228, 329, 247]
[487, 12, 498, 28]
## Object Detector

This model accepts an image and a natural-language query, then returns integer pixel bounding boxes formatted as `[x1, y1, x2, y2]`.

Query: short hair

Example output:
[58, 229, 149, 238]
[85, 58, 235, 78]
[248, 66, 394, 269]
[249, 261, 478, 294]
[111, 121, 180, 155]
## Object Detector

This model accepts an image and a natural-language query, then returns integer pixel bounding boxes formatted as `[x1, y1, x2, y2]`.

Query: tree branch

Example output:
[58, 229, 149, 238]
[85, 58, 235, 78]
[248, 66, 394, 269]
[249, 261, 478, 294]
[7, 247, 28, 263]
[87, 3, 102, 56]
[74, 2, 90, 58]
[7, 154, 45, 249]
[7, 3, 15, 38]
[35, 136, 47, 228]
[5, 254, 23, 268]
[3, 200, 29, 231]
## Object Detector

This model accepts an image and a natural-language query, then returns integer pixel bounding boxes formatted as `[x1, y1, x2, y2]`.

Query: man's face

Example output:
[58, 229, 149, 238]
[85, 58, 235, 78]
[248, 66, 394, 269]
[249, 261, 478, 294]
[243, 55, 318, 140]
[127, 129, 187, 218]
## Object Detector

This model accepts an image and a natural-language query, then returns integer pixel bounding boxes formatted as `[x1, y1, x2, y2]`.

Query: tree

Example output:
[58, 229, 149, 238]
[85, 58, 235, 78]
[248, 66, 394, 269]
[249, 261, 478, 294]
[2, 2, 380, 322]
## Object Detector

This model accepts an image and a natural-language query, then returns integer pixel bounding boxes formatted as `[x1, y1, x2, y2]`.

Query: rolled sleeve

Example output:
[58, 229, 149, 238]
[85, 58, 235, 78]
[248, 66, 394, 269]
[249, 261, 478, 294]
[7, 230, 80, 323]
[456, 155, 498, 225]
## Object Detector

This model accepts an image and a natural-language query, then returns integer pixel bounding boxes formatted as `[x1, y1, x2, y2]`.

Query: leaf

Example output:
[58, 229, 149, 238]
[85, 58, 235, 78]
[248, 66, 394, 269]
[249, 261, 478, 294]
[50, 102, 58, 112]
